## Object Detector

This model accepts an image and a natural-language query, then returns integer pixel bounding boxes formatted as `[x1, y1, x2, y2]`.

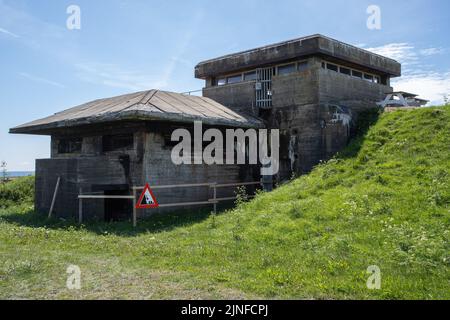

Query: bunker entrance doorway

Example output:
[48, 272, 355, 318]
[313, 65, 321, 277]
[256, 67, 274, 109]
[92, 184, 132, 222]
[104, 190, 132, 221]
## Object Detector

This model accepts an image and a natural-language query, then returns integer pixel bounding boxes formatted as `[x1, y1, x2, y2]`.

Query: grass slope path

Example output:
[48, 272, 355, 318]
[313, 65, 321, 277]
[0, 106, 449, 299]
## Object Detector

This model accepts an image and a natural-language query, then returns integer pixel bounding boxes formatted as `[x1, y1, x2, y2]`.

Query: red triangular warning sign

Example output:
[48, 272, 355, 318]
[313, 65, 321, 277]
[136, 183, 159, 209]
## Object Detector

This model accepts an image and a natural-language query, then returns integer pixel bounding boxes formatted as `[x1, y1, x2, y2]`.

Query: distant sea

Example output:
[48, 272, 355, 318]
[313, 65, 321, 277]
[5, 171, 35, 177]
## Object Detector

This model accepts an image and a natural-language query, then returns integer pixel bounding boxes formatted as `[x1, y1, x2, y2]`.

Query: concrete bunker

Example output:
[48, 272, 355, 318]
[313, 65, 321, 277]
[10, 34, 402, 222]
[196, 34, 400, 180]
[10, 90, 264, 221]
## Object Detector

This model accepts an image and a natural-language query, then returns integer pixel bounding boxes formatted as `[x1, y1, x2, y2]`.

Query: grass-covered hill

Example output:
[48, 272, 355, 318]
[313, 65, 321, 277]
[0, 106, 449, 299]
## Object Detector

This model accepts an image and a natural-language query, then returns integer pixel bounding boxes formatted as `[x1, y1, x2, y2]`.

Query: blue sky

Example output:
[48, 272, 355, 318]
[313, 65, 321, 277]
[1, 0, 449, 171]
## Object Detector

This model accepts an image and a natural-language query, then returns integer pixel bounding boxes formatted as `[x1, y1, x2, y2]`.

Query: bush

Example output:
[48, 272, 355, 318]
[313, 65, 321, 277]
[0, 176, 34, 208]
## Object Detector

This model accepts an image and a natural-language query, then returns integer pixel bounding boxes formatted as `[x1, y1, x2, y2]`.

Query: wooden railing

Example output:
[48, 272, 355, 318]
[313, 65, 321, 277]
[78, 181, 261, 227]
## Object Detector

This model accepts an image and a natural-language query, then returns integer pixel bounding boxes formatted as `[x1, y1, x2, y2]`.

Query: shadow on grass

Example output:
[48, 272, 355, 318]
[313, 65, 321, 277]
[1, 204, 232, 237]
[335, 109, 381, 160]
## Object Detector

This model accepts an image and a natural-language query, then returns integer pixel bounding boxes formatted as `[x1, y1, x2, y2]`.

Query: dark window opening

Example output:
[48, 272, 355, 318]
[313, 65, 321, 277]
[227, 74, 242, 84]
[326, 63, 338, 72]
[58, 138, 82, 154]
[103, 134, 134, 152]
[339, 67, 351, 75]
[352, 70, 363, 78]
[321, 62, 326, 69]
[244, 71, 257, 81]
[278, 63, 296, 75]
[297, 61, 308, 72]
[364, 74, 374, 82]
[104, 189, 132, 222]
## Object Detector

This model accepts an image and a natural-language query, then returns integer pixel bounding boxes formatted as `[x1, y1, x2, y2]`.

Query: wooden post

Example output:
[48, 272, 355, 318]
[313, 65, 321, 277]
[213, 183, 217, 215]
[78, 187, 83, 224]
[132, 187, 137, 228]
[48, 176, 60, 219]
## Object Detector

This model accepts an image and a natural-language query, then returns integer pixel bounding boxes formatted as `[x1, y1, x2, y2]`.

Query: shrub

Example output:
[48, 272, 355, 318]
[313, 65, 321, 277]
[0, 176, 34, 208]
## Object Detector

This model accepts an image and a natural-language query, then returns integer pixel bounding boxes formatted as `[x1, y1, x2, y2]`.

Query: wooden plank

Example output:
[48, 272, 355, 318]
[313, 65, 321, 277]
[158, 200, 215, 208]
[48, 176, 60, 219]
[78, 195, 134, 199]
[132, 189, 137, 228]
[213, 185, 217, 215]
[133, 182, 213, 190]
[12, 90, 264, 134]
[209, 195, 256, 202]
[215, 181, 261, 188]
[78, 188, 83, 224]
[210, 196, 236, 202]
[135, 181, 259, 191]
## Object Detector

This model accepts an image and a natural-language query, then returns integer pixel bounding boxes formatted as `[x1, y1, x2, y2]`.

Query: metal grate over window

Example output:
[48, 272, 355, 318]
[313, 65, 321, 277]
[255, 67, 274, 109]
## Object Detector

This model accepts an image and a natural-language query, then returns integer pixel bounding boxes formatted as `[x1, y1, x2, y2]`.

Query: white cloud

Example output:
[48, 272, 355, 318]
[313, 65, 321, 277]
[392, 72, 450, 106]
[420, 47, 445, 56]
[74, 63, 170, 91]
[365, 43, 446, 69]
[365, 43, 418, 66]
[363, 43, 450, 105]
[19, 72, 66, 88]
[0, 27, 19, 38]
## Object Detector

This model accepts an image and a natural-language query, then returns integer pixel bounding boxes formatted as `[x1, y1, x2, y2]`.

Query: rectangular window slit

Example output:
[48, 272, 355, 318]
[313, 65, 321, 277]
[227, 74, 242, 84]
[326, 63, 338, 72]
[352, 70, 363, 78]
[277, 63, 296, 75]
[103, 134, 134, 152]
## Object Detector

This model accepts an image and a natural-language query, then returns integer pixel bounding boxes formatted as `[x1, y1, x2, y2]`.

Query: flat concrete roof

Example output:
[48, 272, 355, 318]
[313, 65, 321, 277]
[390, 91, 418, 97]
[10, 90, 264, 135]
[195, 34, 401, 78]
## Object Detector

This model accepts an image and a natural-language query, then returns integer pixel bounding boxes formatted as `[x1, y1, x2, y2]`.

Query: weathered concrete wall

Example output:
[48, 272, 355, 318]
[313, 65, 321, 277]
[269, 60, 321, 179]
[196, 35, 401, 79]
[316, 36, 401, 77]
[35, 158, 79, 218]
[35, 155, 138, 220]
[199, 58, 366, 181]
[36, 122, 258, 221]
[270, 58, 391, 180]
[139, 131, 255, 217]
[318, 67, 393, 113]
[203, 81, 257, 116]
[271, 104, 321, 179]
[41, 127, 146, 220]
[272, 59, 320, 107]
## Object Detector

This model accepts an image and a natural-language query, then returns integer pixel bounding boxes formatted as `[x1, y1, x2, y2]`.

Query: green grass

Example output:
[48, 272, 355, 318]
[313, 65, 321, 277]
[0, 106, 449, 299]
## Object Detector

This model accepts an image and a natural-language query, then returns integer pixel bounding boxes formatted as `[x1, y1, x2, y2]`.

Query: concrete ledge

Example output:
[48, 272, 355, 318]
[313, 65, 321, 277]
[195, 34, 401, 78]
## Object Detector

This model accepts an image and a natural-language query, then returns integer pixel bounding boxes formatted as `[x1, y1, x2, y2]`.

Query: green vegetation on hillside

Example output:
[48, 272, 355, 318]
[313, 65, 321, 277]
[0, 106, 449, 299]
[0, 176, 34, 209]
